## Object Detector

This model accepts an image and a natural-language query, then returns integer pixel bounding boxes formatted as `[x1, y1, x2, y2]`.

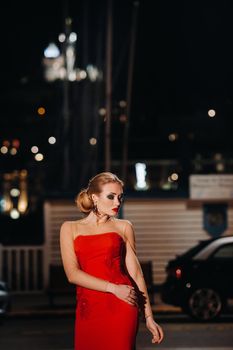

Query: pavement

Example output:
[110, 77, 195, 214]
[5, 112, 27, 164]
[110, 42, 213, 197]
[6, 292, 181, 318]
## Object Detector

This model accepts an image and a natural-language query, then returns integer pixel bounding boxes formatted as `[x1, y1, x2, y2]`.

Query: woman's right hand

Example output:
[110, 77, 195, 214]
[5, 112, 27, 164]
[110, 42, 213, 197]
[106, 283, 137, 306]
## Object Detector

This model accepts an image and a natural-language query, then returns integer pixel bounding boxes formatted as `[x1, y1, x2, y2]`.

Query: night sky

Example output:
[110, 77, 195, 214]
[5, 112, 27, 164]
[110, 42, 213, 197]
[1, 0, 233, 168]
[1, 0, 233, 243]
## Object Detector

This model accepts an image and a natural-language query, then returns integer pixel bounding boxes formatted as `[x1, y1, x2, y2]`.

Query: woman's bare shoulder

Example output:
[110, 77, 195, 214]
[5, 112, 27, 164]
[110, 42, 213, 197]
[113, 218, 134, 238]
[114, 218, 133, 228]
[60, 222, 72, 242]
[60, 220, 82, 235]
[115, 219, 135, 246]
[61, 218, 86, 227]
[60, 221, 74, 232]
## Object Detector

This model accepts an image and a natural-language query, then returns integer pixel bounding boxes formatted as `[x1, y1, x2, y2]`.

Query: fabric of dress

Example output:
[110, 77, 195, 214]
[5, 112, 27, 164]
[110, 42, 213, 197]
[73, 231, 139, 350]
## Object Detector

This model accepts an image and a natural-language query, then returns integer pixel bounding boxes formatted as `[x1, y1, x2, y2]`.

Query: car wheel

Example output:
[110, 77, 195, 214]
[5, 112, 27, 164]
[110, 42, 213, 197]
[187, 288, 223, 321]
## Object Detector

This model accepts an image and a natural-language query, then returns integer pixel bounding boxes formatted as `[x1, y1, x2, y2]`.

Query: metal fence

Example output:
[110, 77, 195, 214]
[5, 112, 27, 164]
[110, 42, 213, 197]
[0, 245, 45, 293]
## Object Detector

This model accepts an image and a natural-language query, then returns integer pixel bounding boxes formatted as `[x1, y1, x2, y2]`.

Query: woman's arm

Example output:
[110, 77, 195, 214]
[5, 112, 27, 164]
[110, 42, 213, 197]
[124, 220, 164, 344]
[60, 221, 137, 305]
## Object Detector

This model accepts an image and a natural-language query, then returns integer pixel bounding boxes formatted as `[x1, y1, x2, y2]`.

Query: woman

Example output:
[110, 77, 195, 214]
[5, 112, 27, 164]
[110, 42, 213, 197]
[60, 172, 164, 350]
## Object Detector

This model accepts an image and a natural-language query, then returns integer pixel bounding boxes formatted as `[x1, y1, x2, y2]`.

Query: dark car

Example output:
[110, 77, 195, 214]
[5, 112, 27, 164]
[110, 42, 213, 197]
[161, 235, 233, 321]
[0, 280, 10, 321]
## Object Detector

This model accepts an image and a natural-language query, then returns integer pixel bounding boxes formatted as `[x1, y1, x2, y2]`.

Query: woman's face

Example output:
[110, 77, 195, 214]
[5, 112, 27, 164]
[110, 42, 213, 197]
[92, 182, 124, 217]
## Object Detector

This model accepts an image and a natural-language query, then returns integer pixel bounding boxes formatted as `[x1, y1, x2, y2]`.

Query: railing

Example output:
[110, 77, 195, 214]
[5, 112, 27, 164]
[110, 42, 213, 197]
[0, 245, 45, 293]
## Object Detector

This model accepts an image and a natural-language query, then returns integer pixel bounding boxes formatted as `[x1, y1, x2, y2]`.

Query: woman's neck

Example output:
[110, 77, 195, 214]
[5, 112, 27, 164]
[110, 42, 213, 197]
[88, 211, 111, 226]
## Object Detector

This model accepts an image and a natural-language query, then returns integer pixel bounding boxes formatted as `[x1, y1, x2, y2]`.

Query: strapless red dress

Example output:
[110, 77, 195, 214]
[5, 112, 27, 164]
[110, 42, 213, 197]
[73, 232, 139, 350]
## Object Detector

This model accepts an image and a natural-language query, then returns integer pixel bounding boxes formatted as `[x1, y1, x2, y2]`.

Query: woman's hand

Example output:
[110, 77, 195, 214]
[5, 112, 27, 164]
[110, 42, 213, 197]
[106, 283, 137, 306]
[146, 316, 164, 344]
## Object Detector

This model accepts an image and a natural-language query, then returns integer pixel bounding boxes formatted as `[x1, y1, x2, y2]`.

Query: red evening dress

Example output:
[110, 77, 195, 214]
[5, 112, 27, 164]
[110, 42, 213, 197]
[73, 232, 139, 350]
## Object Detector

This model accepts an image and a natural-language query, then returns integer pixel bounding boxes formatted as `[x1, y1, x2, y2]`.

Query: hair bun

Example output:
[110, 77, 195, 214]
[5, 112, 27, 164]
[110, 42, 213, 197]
[75, 188, 93, 213]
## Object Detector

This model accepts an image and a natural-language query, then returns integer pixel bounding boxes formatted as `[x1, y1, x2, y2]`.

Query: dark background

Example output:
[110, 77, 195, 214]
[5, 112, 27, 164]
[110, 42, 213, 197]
[1, 0, 233, 244]
[2, 0, 233, 158]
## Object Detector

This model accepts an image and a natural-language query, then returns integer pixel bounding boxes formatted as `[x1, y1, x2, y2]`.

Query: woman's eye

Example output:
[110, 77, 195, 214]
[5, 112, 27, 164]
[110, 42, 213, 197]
[107, 194, 114, 200]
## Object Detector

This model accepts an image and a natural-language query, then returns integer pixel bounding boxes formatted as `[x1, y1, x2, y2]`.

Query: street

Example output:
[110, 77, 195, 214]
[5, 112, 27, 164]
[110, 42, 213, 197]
[137, 314, 233, 350]
[0, 314, 233, 350]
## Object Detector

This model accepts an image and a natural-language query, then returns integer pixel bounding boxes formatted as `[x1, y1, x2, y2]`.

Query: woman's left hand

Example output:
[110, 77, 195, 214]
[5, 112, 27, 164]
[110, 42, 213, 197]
[146, 316, 164, 344]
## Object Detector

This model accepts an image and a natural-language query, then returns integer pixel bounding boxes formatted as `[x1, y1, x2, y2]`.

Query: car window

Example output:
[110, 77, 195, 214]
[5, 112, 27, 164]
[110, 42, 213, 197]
[181, 239, 213, 258]
[212, 243, 233, 258]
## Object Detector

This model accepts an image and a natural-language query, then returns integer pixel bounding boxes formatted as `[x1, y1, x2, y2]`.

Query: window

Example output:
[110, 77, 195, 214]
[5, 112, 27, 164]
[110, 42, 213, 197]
[213, 244, 233, 258]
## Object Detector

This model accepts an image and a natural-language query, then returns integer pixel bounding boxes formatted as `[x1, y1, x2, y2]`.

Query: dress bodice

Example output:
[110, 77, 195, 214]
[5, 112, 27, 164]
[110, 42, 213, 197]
[73, 232, 130, 284]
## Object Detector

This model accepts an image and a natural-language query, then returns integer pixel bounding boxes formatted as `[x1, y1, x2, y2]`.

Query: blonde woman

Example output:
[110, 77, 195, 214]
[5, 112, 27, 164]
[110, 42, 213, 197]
[60, 172, 164, 350]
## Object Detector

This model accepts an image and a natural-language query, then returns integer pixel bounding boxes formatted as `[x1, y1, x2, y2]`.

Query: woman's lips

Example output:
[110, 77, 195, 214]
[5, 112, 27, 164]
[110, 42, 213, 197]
[112, 208, 119, 213]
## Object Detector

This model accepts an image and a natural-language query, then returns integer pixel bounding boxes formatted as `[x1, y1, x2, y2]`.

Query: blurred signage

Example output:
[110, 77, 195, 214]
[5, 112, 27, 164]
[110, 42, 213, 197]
[189, 174, 233, 199]
[203, 203, 227, 237]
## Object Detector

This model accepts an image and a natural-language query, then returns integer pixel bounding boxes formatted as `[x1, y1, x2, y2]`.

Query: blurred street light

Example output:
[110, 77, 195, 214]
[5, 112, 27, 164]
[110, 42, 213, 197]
[43, 17, 103, 191]
[43, 18, 76, 191]
[43, 34, 102, 83]
[0, 170, 29, 219]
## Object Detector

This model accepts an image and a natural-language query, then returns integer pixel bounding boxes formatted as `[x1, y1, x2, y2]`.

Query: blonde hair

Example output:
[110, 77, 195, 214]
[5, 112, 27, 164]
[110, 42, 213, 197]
[75, 172, 124, 214]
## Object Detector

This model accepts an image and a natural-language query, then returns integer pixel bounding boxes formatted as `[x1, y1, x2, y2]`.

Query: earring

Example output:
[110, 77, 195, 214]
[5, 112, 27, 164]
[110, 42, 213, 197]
[93, 202, 98, 213]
